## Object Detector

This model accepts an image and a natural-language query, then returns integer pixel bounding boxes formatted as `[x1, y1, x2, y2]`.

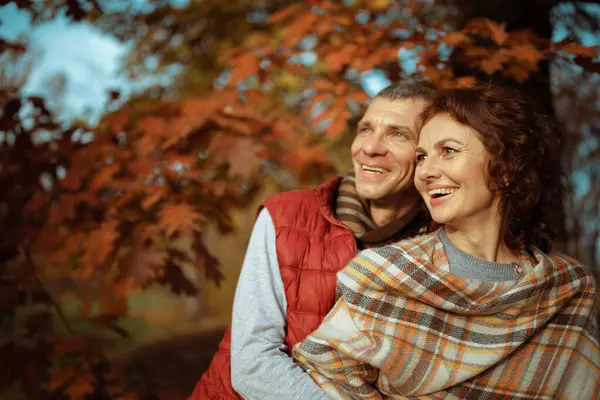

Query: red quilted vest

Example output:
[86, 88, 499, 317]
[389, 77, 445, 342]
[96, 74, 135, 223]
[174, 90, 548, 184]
[188, 177, 357, 399]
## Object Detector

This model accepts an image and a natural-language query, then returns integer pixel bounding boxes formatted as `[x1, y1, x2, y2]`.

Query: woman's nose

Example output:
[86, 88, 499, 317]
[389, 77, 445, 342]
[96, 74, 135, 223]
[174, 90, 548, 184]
[416, 156, 441, 181]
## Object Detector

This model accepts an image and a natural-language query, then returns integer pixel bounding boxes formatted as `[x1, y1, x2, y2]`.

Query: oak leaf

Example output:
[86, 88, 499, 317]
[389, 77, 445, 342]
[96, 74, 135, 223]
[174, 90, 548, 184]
[444, 32, 469, 46]
[326, 110, 350, 138]
[158, 203, 204, 237]
[48, 365, 77, 391]
[283, 11, 318, 47]
[509, 44, 545, 66]
[268, 4, 301, 23]
[80, 220, 120, 279]
[136, 116, 166, 137]
[480, 50, 509, 75]
[506, 64, 530, 83]
[229, 51, 260, 85]
[66, 372, 94, 400]
[90, 163, 120, 190]
[560, 43, 598, 58]
[207, 134, 265, 177]
[485, 20, 509, 46]
[119, 225, 166, 285]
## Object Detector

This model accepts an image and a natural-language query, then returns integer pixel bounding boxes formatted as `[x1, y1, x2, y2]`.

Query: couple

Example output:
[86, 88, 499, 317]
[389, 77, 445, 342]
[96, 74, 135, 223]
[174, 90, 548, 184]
[191, 82, 600, 399]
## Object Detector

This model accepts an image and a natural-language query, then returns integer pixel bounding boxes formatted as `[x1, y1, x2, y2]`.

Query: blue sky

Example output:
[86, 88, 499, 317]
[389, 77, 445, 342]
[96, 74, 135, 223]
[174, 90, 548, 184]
[0, 3, 128, 122]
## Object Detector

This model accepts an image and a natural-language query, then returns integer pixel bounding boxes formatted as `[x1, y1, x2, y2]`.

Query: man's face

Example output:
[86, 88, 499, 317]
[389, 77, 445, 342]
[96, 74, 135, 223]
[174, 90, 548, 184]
[351, 97, 427, 204]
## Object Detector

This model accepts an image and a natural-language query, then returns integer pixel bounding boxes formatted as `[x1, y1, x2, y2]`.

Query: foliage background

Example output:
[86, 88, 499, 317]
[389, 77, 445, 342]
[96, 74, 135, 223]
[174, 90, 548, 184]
[0, 0, 599, 399]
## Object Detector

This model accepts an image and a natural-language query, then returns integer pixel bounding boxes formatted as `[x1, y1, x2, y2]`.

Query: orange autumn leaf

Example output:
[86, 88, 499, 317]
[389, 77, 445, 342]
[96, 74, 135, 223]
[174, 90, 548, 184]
[480, 50, 509, 75]
[283, 11, 318, 47]
[444, 32, 470, 46]
[66, 372, 94, 400]
[119, 226, 166, 285]
[24, 192, 51, 213]
[559, 43, 598, 58]
[48, 365, 77, 391]
[136, 116, 166, 137]
[79, 220, 120, 279]
[485, 20, 509, 46]
[506, 64, 530, 83]
[158, 203, 204, 237]
[207, 134, 265, 177]
[326, 110, 350, 138]
[141, 189, 164, 210]
[268, 4, 302, 23]
[90, 163, 120, 190]
[509, 44, 545, 66]
[52, 335, 87, 358]
[229, 51, 260, 85]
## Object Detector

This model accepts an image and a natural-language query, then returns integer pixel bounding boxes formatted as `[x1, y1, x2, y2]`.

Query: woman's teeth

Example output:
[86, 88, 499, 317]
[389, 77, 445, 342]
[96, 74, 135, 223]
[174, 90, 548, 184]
[429, 188, 458, 198]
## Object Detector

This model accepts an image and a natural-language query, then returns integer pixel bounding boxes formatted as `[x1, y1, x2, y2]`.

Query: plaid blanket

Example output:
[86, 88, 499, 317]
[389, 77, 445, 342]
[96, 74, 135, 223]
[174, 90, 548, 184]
[292, 231, 600, 399]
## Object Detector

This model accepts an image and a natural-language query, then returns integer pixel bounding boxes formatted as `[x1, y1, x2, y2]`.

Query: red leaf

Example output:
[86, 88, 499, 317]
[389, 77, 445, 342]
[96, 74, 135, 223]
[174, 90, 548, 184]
[560, 43, 598, 58]
[283, 11, 318, 47]
[444, 32, 470, 46]
[66, 372, 94, 400]
[485, 20, 509, 46]
[119, 225, 166, 286]
[136, 116, 166, 137]
[326, 110, 350, 138]
[207, 134, 265, 178]
[158, 203, 204, 237]
[90, 163, 120, 190]
[80, 220, 120, 279]
[268, 4, 302, 23]
[229, 52, 260, 85]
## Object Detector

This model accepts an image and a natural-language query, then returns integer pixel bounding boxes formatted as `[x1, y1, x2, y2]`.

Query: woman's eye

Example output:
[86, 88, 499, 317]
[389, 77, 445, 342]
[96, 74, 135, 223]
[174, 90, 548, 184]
[358, 128, 371, 134]
[415, 154, 426, 163]
[442, 147, 456, 156]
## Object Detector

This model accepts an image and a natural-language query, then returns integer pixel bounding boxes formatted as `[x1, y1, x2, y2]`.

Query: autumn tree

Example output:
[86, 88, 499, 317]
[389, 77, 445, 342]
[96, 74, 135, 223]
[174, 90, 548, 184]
[1, 0, 599, 398]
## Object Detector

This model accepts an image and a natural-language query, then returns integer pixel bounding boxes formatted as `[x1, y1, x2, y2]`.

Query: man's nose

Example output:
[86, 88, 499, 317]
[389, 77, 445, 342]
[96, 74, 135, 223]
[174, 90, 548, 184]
[361, 133, 387, 156]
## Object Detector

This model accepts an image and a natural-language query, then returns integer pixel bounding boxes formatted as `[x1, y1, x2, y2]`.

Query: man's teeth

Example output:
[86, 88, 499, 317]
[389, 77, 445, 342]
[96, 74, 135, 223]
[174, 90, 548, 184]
[361, 165, 388, 173]
[429, 188, 458, 197]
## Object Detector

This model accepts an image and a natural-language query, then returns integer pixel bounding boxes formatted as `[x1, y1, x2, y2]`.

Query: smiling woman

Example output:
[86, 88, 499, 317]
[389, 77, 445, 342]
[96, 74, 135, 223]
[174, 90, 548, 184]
[292, 83, 600, 399]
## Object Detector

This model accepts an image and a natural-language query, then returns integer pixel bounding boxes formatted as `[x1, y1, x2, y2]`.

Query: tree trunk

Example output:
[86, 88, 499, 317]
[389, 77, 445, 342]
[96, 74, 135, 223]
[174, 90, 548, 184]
[450, 0, 567, 251]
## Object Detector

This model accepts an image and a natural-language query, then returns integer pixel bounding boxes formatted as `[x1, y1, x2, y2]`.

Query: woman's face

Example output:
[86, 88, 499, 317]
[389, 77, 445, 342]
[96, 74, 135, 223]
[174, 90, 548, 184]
[414, 113, 501, 229]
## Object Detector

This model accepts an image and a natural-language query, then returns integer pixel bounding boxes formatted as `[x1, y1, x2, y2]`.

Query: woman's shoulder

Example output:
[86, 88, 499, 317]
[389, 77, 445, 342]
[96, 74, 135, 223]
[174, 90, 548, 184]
[356, 230, 442, 270]
[533, 248, 597, 288]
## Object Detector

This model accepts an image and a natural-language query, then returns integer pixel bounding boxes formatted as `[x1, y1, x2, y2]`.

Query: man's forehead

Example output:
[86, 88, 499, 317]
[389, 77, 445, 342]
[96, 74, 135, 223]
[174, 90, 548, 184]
[360, 97, 426, 123]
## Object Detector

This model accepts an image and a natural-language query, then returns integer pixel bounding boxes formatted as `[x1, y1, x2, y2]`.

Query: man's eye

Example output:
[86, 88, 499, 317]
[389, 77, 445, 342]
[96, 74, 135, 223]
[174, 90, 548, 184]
[358, 128, 371, 134]
[415, 154, 426, 163]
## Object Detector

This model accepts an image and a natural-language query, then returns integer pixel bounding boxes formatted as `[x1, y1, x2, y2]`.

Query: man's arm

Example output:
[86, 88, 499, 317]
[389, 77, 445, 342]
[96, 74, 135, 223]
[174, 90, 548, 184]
[230, 208, 329, 400]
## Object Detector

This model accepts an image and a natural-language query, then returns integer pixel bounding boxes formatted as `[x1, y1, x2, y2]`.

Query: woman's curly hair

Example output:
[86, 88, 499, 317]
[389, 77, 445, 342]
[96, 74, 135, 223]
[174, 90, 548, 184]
[419, 83, 564, 252]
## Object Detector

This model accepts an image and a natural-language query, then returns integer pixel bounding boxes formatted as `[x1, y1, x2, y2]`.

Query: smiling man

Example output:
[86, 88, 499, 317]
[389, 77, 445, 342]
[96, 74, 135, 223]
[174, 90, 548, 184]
[189, 82, 436, 400]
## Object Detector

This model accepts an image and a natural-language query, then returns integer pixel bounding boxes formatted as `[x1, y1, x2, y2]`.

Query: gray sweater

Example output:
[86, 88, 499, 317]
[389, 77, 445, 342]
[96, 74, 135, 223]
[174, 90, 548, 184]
[230, 209, 523, 400]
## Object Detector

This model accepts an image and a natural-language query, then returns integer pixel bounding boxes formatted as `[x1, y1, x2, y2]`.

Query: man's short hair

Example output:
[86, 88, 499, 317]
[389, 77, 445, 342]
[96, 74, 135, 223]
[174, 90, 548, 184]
[375, 81, 435, 101]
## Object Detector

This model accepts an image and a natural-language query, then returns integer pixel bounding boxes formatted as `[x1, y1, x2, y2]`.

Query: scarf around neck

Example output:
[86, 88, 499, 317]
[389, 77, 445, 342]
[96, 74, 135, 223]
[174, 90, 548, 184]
[335, 171, 431, 248]
[293, 231, 600, 399]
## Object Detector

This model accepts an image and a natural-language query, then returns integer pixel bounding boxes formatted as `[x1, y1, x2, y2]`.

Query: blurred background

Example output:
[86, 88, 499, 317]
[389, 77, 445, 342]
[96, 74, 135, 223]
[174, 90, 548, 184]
[0, 0, 599, 399]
